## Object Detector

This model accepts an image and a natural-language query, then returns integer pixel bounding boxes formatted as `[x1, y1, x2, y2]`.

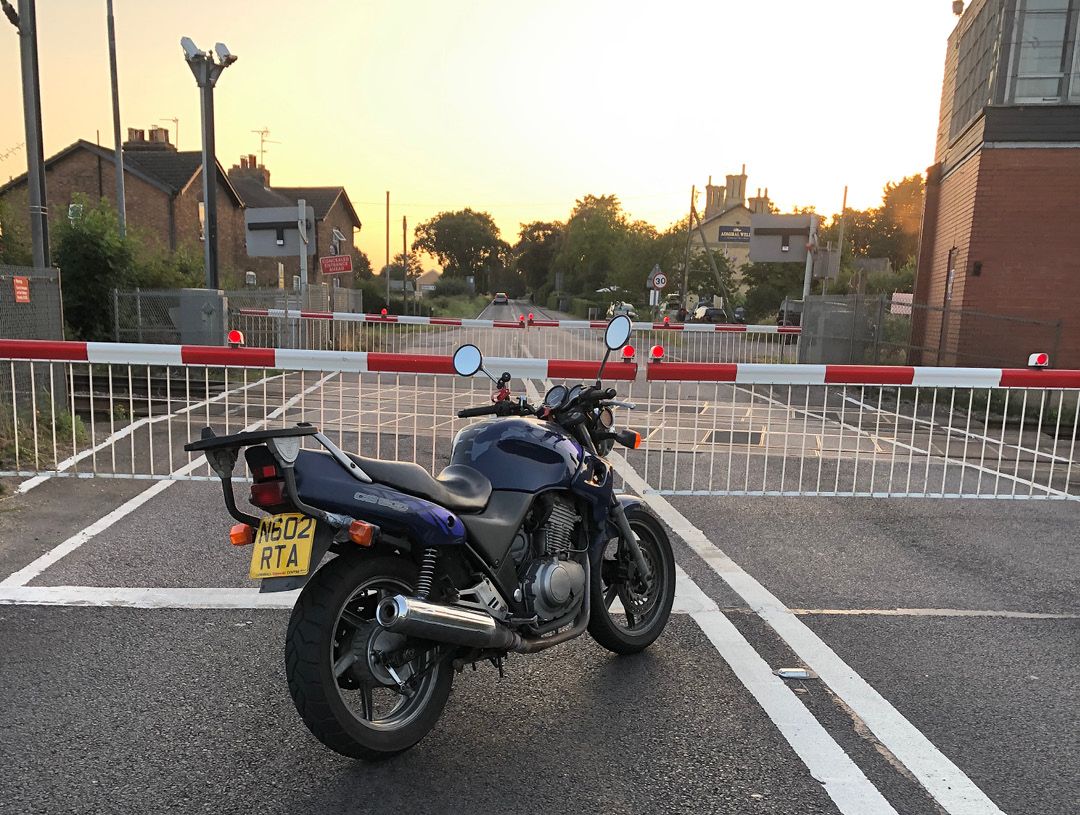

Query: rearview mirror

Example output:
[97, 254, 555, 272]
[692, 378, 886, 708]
[604, 315, 632, 351]
[452, 344, 484, 377]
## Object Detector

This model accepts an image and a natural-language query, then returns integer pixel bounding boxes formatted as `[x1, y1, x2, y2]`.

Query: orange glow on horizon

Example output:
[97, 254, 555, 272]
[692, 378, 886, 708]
[0, 0, 959, 268]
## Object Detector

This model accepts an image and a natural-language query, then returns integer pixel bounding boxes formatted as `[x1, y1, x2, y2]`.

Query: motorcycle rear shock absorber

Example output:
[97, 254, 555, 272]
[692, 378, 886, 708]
[416, 547, 438, 599]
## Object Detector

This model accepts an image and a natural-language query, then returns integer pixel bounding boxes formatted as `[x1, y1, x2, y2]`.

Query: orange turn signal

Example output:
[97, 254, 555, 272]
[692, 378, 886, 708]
[630, 431, 641, 449]
[349, 519, 377, 547]
[229, 523, 254, 546]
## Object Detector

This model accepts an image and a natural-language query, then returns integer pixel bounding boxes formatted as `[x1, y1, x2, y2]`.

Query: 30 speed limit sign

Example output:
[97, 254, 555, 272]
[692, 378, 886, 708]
[652, 271, 667, 290]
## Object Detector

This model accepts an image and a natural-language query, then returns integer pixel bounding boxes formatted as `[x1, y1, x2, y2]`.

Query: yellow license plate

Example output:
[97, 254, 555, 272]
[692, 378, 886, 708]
[249, 513, 316, 579]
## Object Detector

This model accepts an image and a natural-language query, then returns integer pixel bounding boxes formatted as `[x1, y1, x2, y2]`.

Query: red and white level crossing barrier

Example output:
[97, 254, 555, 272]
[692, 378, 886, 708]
[645, 361, 1080, 388]
[0, 339, 637, 380]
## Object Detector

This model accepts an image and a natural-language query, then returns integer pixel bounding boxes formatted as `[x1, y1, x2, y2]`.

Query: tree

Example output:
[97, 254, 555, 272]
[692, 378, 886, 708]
[0, 199, 32, 266]
[741, 262, 805, 322]
[53, 195, 136, 340]
[352, 249, 373, 282]
[412, 209, 506, 290]
[378, 252, 424, 282]
[552, 195, 629, 297]
[513, 221, 562, 292]
[819, 174, 925, 271]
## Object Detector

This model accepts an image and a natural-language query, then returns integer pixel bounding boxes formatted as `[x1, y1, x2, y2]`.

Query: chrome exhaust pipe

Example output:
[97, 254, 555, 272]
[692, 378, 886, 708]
[376, 595, 521, 651]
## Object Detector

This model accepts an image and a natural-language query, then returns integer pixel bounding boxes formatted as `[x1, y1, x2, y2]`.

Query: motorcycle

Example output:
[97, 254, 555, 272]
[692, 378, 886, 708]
[185, 315, 675, 760]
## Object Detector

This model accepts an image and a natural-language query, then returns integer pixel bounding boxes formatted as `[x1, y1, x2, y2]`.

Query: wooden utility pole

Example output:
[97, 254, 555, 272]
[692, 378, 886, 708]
[681, 185, 696, 311]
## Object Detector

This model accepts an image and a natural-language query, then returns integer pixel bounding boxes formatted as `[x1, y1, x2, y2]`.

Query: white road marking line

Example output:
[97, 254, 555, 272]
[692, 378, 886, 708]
[789, 607, 1080, 620]
[676, 568, 900, 815]
[0, 480, 176, 588]
[610, 454, 1007, 815]
[14, 372, 286, 495]
[518, 371, 900, 815]
[0, 372, 338, 588]
[0, 576, 713, 614]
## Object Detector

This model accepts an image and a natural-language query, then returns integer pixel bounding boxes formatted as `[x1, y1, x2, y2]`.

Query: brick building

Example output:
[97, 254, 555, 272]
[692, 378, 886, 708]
[227, 155, 362, 288]
[690, 167, 773, 288]
[0, 127, 246, 272]
[915, 0, 1080, 367]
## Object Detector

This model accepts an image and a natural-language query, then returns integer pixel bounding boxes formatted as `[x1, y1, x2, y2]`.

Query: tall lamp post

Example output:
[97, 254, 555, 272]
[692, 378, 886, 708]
[180, 37, 237, 290]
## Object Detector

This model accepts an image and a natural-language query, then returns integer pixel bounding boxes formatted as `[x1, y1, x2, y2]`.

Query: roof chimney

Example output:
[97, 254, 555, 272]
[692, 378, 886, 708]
[124, 126, 176, 152]
[228, 155, 271, 187]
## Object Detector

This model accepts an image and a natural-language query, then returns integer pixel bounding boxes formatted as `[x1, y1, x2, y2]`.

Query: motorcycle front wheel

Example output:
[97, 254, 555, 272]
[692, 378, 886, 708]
[285, 554, 453, 760]
[588, 505, 675, 655]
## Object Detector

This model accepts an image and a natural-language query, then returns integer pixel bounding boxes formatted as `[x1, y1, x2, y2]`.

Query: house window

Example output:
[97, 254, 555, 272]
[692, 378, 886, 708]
[198, 201, 205, 241]
[1007, 0, 1079, 103]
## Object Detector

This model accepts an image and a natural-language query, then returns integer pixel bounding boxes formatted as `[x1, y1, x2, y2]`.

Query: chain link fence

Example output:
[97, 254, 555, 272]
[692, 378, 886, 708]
[111, 285, 365, 344]
[0, 266, 64, 341]
[799, 294, 1063, 368]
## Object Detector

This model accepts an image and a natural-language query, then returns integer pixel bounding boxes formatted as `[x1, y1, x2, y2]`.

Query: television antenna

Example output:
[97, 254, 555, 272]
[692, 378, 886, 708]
[0, 142, 24, 162]
[251, 127, 281, 166]
[157, 117, 179, 149]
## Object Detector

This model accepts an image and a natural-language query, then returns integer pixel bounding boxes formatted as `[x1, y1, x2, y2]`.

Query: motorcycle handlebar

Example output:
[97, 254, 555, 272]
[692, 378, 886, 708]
[457, 404, 501, 418]
[458, 400, 533, 419]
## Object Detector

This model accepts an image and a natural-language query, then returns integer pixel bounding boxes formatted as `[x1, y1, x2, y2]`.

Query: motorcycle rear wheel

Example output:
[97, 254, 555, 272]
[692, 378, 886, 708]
[285, 554, 453, 760]
[588, 505, 675, 655]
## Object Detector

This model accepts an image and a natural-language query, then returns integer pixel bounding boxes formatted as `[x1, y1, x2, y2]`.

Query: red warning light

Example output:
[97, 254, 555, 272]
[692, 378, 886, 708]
[380, 307, 388, 317]
[621, 345, 635, 359]
[227, 329, 245, 347]
[1028, 352, 1050, 368]
[650, 344, 665, 360]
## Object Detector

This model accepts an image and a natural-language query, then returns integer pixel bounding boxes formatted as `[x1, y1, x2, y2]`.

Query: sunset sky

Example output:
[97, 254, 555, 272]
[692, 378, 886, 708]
[1, 1, 959, 268]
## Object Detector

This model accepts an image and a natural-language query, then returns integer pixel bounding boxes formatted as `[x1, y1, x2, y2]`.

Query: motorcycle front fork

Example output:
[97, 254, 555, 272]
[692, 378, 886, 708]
[609, 499, 651, 586]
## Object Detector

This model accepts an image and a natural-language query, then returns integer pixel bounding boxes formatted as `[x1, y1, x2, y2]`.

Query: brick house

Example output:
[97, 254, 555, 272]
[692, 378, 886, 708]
[227, 155, 362, 288]
[914, 0, 1080, 367]
[0, 127, 246, 272]
[689, 167, 772, 288]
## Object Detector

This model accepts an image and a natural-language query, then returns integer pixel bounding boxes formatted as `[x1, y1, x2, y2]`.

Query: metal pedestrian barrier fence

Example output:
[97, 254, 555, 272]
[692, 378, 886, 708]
[231, 309, 800, 364]
[1, 339, 1076, 501]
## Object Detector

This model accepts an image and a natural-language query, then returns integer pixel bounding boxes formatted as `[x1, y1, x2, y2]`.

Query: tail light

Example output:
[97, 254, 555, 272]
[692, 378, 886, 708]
[250, 480, 285, 508]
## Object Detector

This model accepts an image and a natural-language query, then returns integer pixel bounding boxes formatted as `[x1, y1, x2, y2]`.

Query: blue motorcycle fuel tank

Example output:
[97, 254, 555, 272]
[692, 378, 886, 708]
[450, 417, 583, 492]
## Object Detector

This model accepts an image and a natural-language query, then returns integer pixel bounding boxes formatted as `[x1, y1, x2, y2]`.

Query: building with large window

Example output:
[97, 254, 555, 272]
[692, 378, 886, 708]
[914, 0, 1080, 366]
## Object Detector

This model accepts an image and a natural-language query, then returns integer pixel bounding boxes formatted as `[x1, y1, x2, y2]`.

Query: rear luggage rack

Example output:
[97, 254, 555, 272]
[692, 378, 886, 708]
[184, 423, 373, 527]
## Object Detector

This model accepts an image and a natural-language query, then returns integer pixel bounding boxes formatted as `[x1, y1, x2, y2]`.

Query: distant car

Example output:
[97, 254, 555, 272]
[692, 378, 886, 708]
[692, 305, 731, 323]
[493, 292, 509, 305]
[732, 306, 747, 324]
[606, 301, 637, 320]
[777, 301, 802, 327]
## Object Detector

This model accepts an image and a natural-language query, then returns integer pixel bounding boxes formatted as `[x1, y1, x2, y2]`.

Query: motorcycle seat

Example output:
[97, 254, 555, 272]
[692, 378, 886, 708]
[347, 454, 492, 513]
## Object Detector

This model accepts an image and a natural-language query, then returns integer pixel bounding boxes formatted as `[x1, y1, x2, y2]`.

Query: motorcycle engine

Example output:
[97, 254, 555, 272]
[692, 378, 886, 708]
[512, 494, 586, 623]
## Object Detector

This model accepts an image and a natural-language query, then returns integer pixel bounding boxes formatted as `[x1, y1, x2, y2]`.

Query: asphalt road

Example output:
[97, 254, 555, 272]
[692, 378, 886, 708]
[1, 297, 1077, 814]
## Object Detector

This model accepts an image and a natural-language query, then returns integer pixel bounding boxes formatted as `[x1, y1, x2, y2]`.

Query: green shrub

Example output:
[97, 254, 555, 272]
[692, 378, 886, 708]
[433, 277, 470, 298]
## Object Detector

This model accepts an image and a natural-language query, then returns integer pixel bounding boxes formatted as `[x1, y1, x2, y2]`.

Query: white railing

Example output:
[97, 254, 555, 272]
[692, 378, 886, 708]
[2, 339, 1075, 500]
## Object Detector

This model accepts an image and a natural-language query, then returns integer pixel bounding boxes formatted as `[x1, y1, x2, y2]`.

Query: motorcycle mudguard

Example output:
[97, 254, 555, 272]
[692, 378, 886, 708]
[616, 493, 644, 513]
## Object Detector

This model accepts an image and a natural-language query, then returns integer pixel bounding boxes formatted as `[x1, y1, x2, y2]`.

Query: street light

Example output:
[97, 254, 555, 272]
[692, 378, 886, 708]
[181, 36, 237, 289]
